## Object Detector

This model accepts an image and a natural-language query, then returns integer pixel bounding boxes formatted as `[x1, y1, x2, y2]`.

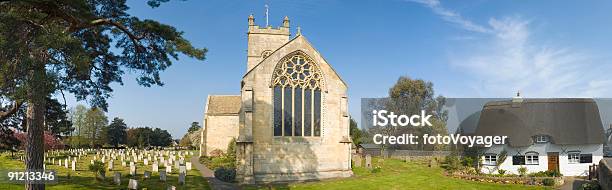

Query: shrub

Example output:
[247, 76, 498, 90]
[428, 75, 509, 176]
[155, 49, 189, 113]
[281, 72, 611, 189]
[443, 154, 461, 171]
[88, 160, 106, 180]
[497, 169, 506, 175]
[541, 178, 555, 186]
[214, 167, 236, 182]
[529, 170, 563, 177]
[209, 149, 224, 157]
[371, 166, 382, 173]
[461, 156, 474, 167]
[517, 166, 528, 177]
[580, 182, 601, 190]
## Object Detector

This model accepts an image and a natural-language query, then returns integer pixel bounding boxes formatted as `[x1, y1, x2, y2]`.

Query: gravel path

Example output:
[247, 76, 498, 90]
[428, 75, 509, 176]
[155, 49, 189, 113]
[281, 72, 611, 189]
[190, 156, 240, 190]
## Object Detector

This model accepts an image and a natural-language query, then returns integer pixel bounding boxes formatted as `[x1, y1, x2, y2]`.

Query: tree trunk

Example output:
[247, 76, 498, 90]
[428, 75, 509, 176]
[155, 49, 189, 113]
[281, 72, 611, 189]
[25, 64, 46, 190]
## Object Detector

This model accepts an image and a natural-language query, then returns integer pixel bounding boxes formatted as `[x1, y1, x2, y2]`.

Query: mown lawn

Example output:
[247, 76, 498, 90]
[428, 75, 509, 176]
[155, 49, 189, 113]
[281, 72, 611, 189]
[245, 158, 552, 190]
[0, 151, 210, 190]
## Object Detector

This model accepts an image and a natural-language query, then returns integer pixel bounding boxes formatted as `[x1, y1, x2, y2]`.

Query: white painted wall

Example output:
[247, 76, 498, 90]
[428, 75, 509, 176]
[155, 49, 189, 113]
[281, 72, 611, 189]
[480, 144, 603, 176]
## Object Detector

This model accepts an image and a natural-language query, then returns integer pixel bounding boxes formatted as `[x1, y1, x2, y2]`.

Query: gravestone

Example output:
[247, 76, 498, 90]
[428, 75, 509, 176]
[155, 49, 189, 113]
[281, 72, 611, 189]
[159, 171, 167, 182]
[166, 165, 172, 173]
[114, 172, 121, 185]
[122, 161, 126, 167]
[353, 155, 362, 167]
[365, 154, 372, 168]
[186, 162, 192, 171]
[179, 166, 186, 175]
[144, 159, 148, 166]
[144, 171, 151, 179]
[71, 161, 76, 171]
[64, 159, 68, 168]
[128, 179, 138, 190]
[152, 163, 159, 172]
[178, 172, 185, 185]
[108, 160, 113, 170]
[174, 162, 179, 169]
[130, 165, 136, 176]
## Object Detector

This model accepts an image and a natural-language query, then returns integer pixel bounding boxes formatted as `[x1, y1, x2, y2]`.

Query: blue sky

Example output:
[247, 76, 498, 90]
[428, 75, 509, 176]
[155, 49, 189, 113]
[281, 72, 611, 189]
[64, 0, 612, 138]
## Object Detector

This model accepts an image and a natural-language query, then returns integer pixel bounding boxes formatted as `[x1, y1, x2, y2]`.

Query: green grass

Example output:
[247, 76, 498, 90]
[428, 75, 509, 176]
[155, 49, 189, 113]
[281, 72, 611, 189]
[245, 158, 552, 190]
[0, 151, 210, 190]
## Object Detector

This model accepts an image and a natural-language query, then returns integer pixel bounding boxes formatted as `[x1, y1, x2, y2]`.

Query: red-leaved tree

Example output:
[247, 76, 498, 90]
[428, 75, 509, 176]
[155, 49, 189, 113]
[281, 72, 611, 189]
[14, 130, 64, 151]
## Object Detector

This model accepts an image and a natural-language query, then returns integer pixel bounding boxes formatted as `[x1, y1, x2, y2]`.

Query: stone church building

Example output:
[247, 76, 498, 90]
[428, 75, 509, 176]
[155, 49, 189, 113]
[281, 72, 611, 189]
[200, 15, 353, 184]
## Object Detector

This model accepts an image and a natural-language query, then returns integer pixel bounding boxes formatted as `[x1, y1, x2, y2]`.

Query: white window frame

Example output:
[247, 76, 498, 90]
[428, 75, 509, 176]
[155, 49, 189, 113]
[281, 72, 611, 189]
[568, 152, 580, 164]
[535, 135, 548, 143]
[525, 152, 539, 165]
[484, 154, 497, 166]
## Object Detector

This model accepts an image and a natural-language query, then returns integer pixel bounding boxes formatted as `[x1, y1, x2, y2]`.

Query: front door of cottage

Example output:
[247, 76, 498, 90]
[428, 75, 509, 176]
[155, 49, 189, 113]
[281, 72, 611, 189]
[547, 152, 559, 171]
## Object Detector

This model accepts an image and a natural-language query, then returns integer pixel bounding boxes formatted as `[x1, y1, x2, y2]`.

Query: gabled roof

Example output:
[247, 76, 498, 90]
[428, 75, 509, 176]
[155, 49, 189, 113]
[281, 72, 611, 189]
[205, 95, 241, 116]
[359, 144, 382, 149]
[242, 34, 348, 87]
[474, 98, 605, 147]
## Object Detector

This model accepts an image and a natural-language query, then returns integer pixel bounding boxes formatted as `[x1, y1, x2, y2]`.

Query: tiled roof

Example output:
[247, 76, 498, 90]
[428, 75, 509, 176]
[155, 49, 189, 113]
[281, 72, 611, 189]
[206, 95, 241, 115]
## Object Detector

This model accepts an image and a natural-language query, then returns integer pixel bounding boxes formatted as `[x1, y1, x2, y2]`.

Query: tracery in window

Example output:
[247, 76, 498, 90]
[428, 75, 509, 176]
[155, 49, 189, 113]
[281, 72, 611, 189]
[272, 52, 323, 137]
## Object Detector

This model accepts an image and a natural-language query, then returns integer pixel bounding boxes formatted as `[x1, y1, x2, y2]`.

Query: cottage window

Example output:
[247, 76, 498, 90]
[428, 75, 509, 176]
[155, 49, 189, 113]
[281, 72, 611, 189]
[525, 152, 539, 165]
[272, 52, 323, 137]
[512, 155, 525, 165]
[568, 152, 580, 164]
[579, 154, 592, 163]
[484, 154, 497, 166]
[535, 135, 549, 143]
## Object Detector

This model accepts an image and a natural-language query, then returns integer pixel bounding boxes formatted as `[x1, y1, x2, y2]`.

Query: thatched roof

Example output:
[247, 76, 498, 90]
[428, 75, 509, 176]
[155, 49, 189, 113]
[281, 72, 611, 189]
[474, 98, 605, 147]
[206, 95, 241, 115]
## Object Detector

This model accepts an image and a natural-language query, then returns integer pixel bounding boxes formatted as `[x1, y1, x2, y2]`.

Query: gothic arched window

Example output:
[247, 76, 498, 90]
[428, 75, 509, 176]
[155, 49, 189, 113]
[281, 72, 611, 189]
[272, 52, 323, 137]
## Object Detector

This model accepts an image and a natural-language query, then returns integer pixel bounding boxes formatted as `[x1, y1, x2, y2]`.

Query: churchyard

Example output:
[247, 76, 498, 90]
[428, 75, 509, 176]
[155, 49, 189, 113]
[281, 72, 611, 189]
[0, 149, 209, 190]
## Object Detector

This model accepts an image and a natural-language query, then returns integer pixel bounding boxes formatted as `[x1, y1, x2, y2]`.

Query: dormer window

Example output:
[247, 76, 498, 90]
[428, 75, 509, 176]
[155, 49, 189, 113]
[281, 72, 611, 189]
[535, 135, 549, 143]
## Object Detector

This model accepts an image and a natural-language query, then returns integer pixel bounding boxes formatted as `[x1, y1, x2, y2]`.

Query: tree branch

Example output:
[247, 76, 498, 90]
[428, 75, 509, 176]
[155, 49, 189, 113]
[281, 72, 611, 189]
[0, 101, 23, 121]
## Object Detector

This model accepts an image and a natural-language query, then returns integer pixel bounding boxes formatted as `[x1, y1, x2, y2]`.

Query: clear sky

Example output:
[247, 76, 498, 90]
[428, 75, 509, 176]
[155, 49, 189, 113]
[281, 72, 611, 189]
[64, 0, 612, 138]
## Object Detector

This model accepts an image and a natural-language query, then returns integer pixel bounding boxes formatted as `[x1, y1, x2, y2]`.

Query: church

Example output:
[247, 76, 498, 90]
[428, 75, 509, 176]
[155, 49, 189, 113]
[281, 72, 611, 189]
[200, 15, 353, 184]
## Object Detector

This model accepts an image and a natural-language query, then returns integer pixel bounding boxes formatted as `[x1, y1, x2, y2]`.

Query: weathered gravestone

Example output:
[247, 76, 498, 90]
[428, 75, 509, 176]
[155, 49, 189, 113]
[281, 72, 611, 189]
[178, 172, 185, 185]
[152, 162, 159, 172]
[114, 172, 121, 185]
[353, 155, 362, 167]
[144, 171, 151, 179]
[365, 154, 372, 168]
[128, 179, 138, 190]
[108, 160, 113, 170]
[186, 162, 192, 171]
[159, 171, 167, 182]
[130, 165, 136, 176]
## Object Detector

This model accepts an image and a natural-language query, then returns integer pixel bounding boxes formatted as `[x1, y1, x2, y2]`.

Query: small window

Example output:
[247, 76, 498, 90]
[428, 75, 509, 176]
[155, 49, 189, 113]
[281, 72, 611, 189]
[525, 152, 539, 165]
[512, 155, 525, 165]
[579, 154, 592, 163]
[568, 152, 580, 164]
[535, 135, 549, 143]
[484, 154, 497, 166]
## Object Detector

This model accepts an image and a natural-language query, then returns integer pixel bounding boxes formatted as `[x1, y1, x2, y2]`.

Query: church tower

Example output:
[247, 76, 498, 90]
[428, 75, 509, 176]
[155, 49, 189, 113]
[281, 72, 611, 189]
[246, 15, 290, 72]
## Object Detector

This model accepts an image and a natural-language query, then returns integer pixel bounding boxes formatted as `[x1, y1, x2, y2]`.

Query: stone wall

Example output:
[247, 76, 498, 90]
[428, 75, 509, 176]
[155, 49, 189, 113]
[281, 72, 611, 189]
[600, 158, 612, 190]
[203, 115, 239, 156]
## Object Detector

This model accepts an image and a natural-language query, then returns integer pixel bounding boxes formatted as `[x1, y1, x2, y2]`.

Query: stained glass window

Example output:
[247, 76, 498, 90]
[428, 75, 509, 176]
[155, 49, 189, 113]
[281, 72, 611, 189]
[271, 52, 323, 137]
